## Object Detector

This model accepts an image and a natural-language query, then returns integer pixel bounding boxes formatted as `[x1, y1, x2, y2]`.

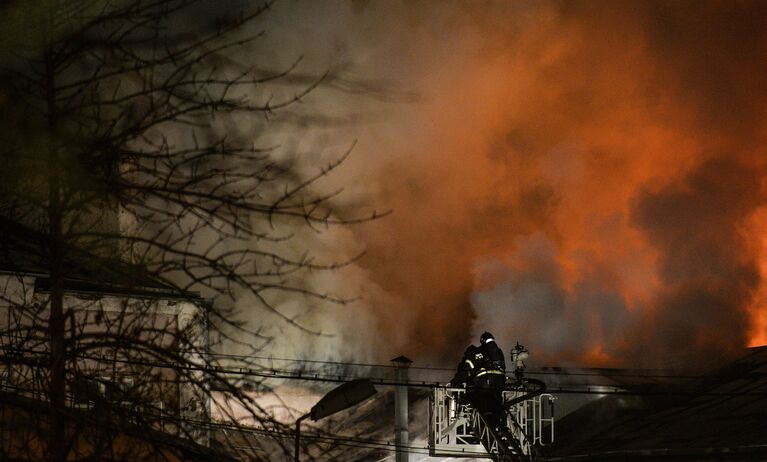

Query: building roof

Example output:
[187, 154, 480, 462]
[545, 346, 767, 460]
[0, 216, 200, 300]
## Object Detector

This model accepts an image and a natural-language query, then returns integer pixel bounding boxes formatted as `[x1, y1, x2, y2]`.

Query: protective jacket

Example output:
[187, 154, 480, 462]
[450, 345, 479, 387]
[473, 337, 507, 429]
[476, 338, 506, 379]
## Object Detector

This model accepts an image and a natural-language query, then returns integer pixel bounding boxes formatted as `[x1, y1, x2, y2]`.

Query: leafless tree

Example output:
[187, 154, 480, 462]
[0, 1, 383, 460]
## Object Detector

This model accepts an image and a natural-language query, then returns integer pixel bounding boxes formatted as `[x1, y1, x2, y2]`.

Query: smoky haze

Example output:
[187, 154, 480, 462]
[225, 1, 767, 369]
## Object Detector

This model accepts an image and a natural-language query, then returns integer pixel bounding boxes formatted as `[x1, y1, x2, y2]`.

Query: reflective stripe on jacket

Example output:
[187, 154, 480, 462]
[476, 369, 505, 377]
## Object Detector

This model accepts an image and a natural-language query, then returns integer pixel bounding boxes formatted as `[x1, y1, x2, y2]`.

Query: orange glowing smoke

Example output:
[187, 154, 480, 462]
[340, 1, 767, 368]
[747, 220, 767, 347]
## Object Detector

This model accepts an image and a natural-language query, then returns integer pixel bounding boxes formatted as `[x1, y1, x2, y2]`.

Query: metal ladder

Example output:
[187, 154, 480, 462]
[470, 407, 531, 462]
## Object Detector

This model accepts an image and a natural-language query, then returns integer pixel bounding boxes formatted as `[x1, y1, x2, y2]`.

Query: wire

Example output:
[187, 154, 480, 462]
[206, 351, 707, 379]
[5, 356, 767, 460]
[3, 348, 762, 396]
[5, 344, 708, 380]
[208, 351, 413, 370]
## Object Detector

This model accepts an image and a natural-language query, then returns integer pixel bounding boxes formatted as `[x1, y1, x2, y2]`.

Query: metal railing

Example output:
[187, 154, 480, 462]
[519, 393, 555, 446]
[430, 387, 488, 457]
[430, 386, 554, 460]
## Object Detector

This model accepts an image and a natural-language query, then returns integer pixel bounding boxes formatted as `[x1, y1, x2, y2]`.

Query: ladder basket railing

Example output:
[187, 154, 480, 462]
[429, 384, 554, 459]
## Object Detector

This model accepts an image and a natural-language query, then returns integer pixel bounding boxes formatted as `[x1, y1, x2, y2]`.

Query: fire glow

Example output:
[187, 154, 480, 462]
[338, 1, 767, 368]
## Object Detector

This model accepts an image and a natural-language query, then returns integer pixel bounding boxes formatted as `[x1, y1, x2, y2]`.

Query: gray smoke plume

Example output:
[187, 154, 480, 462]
[208, 1, 767, 368]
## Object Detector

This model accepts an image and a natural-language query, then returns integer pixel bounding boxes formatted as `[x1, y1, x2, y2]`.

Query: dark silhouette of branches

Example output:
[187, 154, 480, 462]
[0, 1, 386, 460]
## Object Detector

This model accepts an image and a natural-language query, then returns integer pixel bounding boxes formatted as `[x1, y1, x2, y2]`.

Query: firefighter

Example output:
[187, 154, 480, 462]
[450, 344, 479, 388]
[450, 344, 480, 409]
[474, 331, 507, 429]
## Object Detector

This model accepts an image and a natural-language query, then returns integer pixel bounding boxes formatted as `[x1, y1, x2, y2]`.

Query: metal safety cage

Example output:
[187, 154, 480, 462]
[430, 387, 490, 458]
[518, 393, 555, 447]
[429, 386, 555, 459]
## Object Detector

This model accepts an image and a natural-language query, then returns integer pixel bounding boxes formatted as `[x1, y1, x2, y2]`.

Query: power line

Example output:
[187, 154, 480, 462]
[5, 344, 707, 380]
[5, 355, 767, 461]
[95, 355, 759, 396]
[207, 351, 706, 379]
[208, 351, 413, 370]
[6, 350, 765, 397]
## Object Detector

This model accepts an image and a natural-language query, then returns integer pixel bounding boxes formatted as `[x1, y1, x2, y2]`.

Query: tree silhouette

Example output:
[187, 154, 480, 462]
[0, 1, 383, 460]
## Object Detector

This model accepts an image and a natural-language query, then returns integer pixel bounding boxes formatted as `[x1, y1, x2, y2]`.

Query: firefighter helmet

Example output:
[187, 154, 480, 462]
[480, 331, 495, 344]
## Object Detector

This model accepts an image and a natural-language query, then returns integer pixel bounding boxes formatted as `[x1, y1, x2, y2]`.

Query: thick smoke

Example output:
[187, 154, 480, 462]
[232, 1, 767, 368]
[471, 234, 636, 366]
[629, 157, 766, 367]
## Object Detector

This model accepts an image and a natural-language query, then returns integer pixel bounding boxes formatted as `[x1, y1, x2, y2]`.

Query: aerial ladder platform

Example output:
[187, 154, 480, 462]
[429, 344, 555, 462]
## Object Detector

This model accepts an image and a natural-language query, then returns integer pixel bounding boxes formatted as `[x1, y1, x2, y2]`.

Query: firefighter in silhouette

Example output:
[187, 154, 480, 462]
[450, 344, 480, 407]
[450, 344, 479, 388]
[474, 331, 507, 429]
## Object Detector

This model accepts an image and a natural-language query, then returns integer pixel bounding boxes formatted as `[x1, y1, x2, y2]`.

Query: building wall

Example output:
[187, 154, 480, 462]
[0, 273, 209, 443]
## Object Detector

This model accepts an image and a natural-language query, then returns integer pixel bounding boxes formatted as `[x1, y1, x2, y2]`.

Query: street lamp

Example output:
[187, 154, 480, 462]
[294, 379, 378, 462]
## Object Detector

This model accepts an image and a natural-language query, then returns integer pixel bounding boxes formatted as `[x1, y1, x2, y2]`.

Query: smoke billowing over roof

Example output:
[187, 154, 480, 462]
[194, 1, 767, 369]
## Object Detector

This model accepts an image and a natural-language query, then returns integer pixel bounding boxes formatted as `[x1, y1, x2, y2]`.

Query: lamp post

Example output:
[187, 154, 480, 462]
[294, 379, 377, 462]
